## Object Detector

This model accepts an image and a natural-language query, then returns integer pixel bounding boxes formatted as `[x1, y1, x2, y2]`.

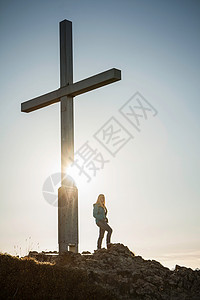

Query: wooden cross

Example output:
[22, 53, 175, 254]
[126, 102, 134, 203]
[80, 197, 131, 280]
[21, 19, 121, 253]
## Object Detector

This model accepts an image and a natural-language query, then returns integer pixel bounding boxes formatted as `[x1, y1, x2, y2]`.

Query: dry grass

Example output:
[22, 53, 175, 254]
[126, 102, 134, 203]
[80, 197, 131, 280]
[0, 253, 115, 300]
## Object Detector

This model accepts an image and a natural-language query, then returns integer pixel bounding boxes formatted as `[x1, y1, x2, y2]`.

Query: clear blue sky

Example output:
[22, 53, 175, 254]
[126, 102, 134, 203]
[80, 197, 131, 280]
[0, 0, 199, 269]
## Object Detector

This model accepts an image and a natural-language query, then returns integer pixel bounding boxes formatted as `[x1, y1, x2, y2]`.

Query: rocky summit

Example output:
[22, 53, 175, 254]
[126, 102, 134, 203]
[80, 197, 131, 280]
[30, 243, 200, 300]
[1, 243, 200, 299]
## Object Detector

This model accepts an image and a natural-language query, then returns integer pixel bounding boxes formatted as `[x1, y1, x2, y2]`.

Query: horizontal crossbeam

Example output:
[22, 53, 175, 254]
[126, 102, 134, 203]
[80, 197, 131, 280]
[21, 68, 121, 113]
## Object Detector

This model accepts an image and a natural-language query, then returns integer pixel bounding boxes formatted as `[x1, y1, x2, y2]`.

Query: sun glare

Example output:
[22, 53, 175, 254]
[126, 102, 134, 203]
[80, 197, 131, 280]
[65, 165, 83, 189]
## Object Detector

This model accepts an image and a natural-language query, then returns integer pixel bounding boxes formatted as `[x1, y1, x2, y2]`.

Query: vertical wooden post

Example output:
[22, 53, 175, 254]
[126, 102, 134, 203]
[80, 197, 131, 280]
[58, 20, 78, 254]
[60, 19, 74, 178]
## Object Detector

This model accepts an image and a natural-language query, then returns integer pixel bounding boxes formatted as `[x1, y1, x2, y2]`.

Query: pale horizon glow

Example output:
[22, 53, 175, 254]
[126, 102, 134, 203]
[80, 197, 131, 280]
[0, 0, 199, 270]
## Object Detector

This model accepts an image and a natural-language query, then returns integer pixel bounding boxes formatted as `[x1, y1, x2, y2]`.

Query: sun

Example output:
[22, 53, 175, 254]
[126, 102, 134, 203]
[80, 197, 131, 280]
[64, 164, 84, 189]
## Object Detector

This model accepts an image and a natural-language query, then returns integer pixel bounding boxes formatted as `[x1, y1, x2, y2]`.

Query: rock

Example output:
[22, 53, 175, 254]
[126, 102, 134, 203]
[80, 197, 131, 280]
[82, 251, 91, 255]
[27, 243, 200, 300]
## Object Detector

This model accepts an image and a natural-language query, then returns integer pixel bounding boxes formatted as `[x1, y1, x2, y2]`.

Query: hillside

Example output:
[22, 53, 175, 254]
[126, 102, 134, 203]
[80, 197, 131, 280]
[0, 243, 200, 299]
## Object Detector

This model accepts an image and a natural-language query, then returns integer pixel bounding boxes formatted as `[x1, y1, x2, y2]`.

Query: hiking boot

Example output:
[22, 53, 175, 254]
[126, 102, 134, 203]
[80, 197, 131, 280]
[107, 243, 113, 249]
[94, 248, 101, 253]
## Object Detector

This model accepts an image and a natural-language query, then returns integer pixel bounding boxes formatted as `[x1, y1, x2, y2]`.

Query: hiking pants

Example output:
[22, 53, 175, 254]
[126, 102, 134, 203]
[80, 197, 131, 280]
[97, 219, 113, 249]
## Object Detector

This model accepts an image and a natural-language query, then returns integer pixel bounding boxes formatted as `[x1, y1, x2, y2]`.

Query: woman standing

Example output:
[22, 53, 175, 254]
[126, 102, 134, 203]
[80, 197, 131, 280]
[93, 194, 113, 250]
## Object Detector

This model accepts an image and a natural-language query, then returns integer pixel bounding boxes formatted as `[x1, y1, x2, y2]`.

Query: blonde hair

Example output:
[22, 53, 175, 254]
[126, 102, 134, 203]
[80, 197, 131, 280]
[96, 194, 106, 208]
